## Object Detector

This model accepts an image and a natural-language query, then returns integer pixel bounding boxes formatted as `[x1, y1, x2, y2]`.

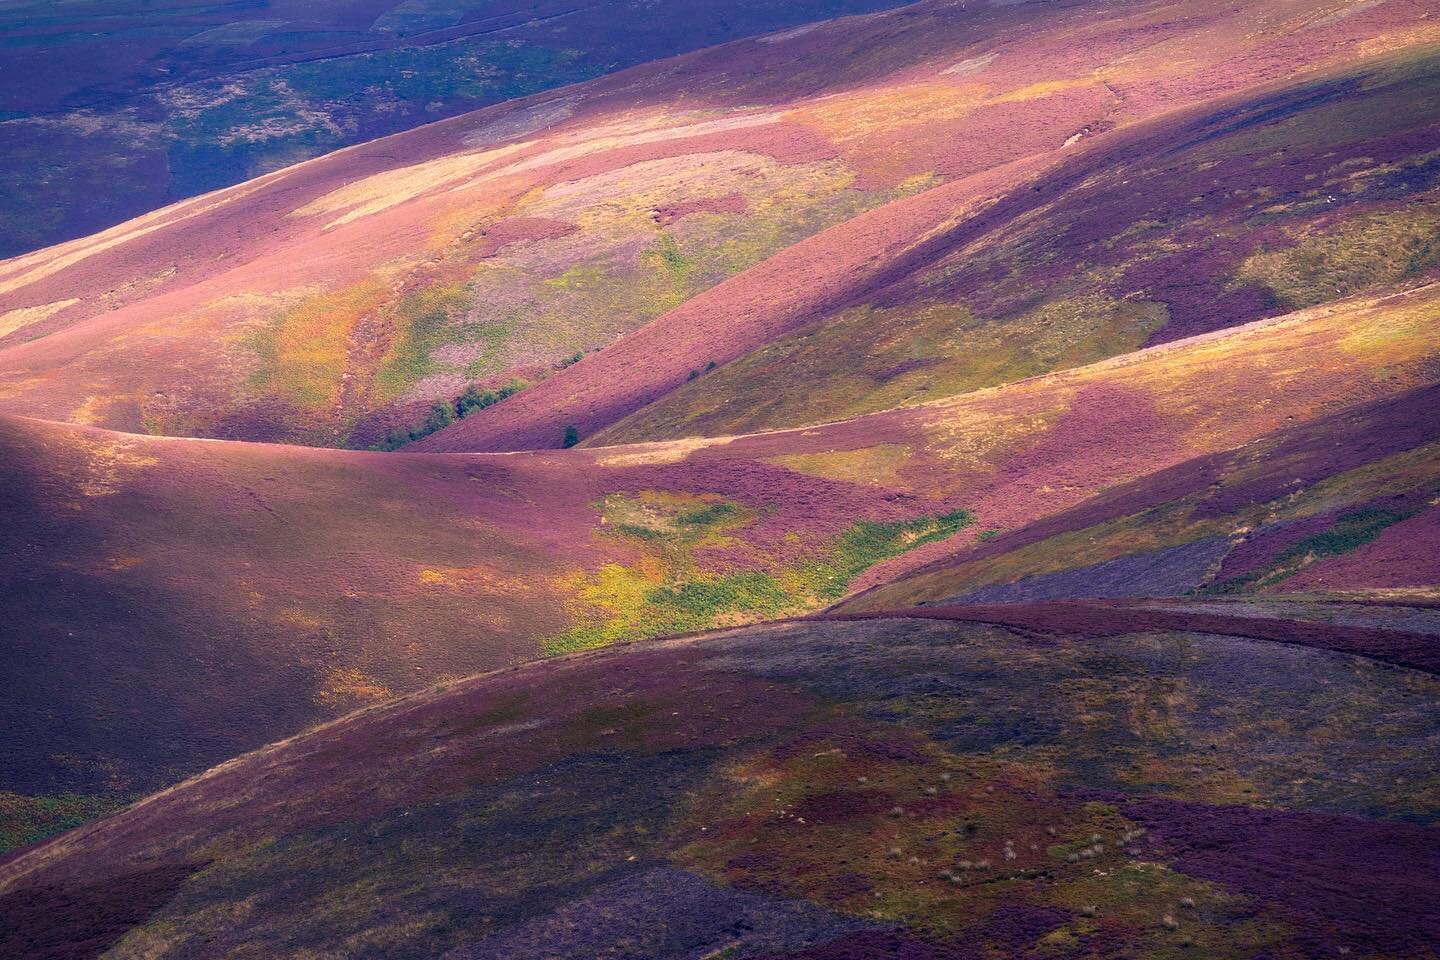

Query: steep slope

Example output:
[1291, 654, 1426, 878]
[418, 12, 1440, 452]
[2, 612, 1436, 958]
[1, 271, 1434, 840]
[839, 374, 1440, 611]
[3, 0, 1433, 447]
[595, 44, 1440, 444]
[0, 0, 910, 259]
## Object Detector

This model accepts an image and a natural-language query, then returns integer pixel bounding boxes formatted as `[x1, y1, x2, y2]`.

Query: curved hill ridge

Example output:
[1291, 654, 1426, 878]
[2, 0, 1434, 448]
[1, 275, 1434, 817]
[839, 375, 1440, 611]
[588, 46, 1440, 447]
[0, 0, 916, 260]
[3, 610, 1437, 958]
[0, 2, 1436, 954]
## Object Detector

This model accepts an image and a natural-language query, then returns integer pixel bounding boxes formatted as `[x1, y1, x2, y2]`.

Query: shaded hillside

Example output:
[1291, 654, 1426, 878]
[0, 409, 953, 806]
[597, 45, 1440, 443]
[0, 272, 1434, 840]
[418, 13, 1440, 452]
[2, 0, 1432, 447]
[2, 612, 1436, 958]
[841, 371, 1440, 611]
[0, 0, 910, 259]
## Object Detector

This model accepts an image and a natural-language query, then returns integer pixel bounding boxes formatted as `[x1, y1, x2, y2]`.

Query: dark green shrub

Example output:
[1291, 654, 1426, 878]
[562, 424, 581, 448]
[455, 385, 493, 417]
[422, 400, 454, 432]
[1276, 506, 1410, 564]
[380, 379, 529, 450]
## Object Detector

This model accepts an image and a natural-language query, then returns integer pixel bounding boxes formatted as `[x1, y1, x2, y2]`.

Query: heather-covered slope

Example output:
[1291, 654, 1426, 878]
[419, 20, 1440, 452]
[840, 374, 1440, 611]
[0, 0, 910, 260]
[1, 0, 1436, 952]
[1, 274, 1434, 845]
[595, 45, 1440, 444]
[3, 0, 1433, 448]
[2, 612, 1436, 958]
[0, 408, 962, 812]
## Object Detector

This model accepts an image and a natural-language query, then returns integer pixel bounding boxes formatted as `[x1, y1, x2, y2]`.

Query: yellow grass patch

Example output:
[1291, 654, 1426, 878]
[71, 435, 160, 499]
[596, 435, 729, 466]
[789, 82, 988, 143]
[314, 668, 393, 709]
[992, 77, 1101, 103]
[769, 443, 911, 487]
[291, 142, 530, 230]
[247, 280, 390, 410]
[0, 298, 79, 338]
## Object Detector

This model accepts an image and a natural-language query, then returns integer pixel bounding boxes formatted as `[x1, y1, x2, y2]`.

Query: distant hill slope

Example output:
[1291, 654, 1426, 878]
[0, 0, 910, 259]
[839, 374, 1440, 612]
[415, 16, 1440, 452]
[592, 46, 1440, 445]
[1, 0, 1437, 922]
[2, 0, 1433, 448]
[1, 272, 1434, 835]
[2, 611, 1436, 958]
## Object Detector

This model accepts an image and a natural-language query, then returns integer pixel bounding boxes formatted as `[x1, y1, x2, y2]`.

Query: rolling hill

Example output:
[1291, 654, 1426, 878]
[2, 265, 1434, 844]
[0, 0, 910, 260]
[3, 0, 1435, 450]
[2, 610, 1436, 958]
[840, 377, 1440, 612]
[0, 0, 1437, 955]
[586, 45, 1440, 447]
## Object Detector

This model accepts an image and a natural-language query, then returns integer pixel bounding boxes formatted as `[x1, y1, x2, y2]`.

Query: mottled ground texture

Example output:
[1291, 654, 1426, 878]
[3, 0, 1438, 448]
[846, 379, 1440, 612]
[0, 0, 1436, 953]
[0, 0, 911, 259]
[3, 258, 1436, 829]
[1, 614, 1435, 959]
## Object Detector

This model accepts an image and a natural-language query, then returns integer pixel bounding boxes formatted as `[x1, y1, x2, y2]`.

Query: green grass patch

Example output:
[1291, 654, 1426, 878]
[1275, 506, 1410, 564]
[375, 283, 472, 400]
[1235, 204, 1440, 309]
[245, 281, 387, 410]
[645, 233, 694, 287]
[0, 790, 132, 854]
[1206, 505, 1413, 593]
[598, 293, 1166, 443]
[544, 506, 973, 654]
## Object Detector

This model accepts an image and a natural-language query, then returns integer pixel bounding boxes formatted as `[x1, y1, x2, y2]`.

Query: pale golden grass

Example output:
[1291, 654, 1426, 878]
[291, 142, 531, 230]
[788, 82, 989, 143]
[768, 443, 912, 487]
[594, 435, 732, 467]
[0, 298, 79, 338]
[72, 434, 160, 500]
